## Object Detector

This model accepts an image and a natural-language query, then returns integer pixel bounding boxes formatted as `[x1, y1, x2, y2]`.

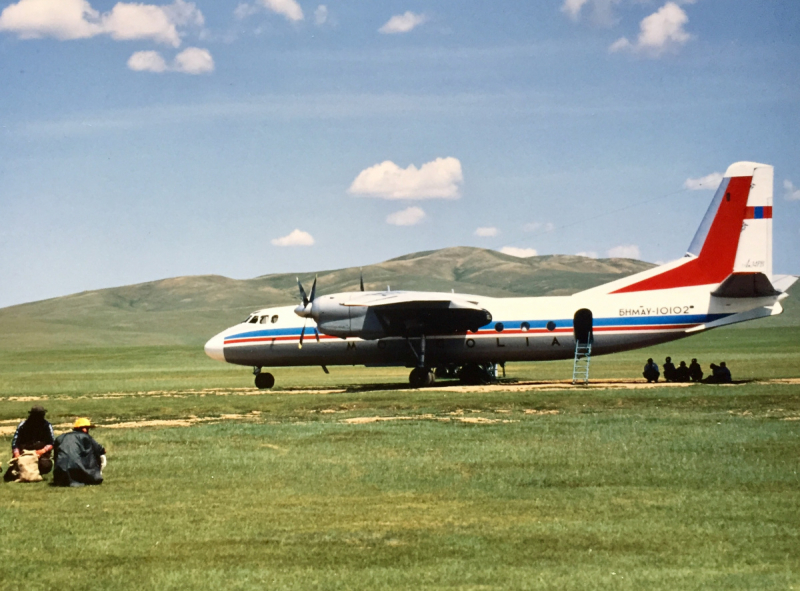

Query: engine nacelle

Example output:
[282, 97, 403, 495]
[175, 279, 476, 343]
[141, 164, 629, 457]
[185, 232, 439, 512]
[310, 293, 377, 339]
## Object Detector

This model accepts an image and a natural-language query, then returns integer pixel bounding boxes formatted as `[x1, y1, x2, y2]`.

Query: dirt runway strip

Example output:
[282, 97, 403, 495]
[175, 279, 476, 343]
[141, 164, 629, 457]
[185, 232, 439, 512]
[2, 379, 798, 436]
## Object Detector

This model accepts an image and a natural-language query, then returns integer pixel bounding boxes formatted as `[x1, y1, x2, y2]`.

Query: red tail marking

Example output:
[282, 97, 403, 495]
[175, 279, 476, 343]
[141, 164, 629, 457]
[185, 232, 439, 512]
[613, 176, 752, 293]
[745, 206, 772, 219]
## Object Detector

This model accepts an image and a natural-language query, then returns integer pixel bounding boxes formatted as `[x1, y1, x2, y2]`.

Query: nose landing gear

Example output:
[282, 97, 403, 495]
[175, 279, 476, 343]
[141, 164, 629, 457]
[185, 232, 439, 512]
[253, 367, 275, 390]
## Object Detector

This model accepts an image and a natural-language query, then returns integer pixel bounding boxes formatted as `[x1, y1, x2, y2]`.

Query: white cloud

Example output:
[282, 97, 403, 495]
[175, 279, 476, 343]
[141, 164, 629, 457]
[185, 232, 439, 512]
[561, 0, 621, 26]
[0, 0, 101, 39]
[500, 246, 538, 258]
[127, 50, 168, 72]
[163, 0, 203, 27]
[102, 3, 181, 46]
[607, 244, 641, 259]
[684, 172, 723, 191]
[474, 226, 498, 237]
[174, 46, 213, 73]
[576, 251, 598, 258]
[609, 37, 631, 52]
[785, 180, 800, 201]
[349, 157, 463, 200]
[561, 0, 589, 20]
[610, 2, 692, 56]
[271, 229, 314, 246]
[128, 47, 213, 74]
[379, 11, 426, 34]
[523, 221, 555, 233]
[314, 5, 328, 25]
[386, 206, 426, 226]
[233, 3, 258, 19]
[258, 0, 303, 21]
[0, 0, 203, 46]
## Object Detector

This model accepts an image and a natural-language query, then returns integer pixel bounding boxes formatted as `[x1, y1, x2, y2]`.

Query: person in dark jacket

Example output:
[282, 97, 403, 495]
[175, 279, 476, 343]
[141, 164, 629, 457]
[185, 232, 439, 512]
[705, 362, 733, 384]
[674, 361, 691, 382]
[53, 418, 107, 488]
[689, 358, 704, 382]
[4, 406, 55, 482]
[643, 358, 660, 382]
[663, 357, 677, 382]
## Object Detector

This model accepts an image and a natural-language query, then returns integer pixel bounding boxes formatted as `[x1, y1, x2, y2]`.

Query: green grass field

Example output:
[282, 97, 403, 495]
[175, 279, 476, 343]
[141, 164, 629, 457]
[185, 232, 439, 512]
[1, 323, 799, 590]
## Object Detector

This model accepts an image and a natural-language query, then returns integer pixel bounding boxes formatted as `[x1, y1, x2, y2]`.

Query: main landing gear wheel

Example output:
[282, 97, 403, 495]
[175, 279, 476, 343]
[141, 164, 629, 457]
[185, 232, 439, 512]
[458, 363, 494, 386]
[255, 372, 275, 390]
[409, 367, 435, 388]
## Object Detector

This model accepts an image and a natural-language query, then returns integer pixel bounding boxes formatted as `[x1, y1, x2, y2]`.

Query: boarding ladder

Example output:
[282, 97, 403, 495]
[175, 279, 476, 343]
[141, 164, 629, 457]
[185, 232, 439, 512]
[572, 339, 592, 385]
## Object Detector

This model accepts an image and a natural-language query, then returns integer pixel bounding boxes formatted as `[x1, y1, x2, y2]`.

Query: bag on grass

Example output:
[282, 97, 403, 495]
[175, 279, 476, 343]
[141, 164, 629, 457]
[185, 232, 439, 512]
[16, 450, 43, 483]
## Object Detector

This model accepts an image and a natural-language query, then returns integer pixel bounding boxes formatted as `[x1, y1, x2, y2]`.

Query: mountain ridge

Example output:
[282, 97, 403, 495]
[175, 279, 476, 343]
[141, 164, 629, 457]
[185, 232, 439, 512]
[1, 246, 793, 350]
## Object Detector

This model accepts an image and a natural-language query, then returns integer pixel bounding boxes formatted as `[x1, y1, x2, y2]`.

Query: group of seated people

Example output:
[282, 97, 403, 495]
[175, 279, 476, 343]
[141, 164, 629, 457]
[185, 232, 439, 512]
[643, 357, 732, 383]
[3, 406, 107, 486]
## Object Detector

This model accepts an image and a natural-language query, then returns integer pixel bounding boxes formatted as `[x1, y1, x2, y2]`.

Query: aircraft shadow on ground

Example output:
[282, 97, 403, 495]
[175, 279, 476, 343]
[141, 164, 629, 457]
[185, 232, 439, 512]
[274, 378, 754, 394]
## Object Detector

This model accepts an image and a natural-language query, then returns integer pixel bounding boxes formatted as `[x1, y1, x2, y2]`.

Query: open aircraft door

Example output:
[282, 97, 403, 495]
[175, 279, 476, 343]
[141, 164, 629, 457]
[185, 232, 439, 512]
[573, 308, 593, 345]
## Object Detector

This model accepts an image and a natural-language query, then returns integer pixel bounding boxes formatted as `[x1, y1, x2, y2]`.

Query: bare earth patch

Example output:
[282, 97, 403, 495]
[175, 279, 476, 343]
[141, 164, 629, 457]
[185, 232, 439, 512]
[342, 414, 515, 425]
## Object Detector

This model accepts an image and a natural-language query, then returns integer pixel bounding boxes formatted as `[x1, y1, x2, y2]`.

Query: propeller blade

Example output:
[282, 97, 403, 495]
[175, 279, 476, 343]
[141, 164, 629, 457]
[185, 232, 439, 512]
[314, 327, 320, 342]
[360, 269, 364, 292]
[297, 277, 309, 307]
[309, 275, 317, 304]
[298, 320, 307, 349]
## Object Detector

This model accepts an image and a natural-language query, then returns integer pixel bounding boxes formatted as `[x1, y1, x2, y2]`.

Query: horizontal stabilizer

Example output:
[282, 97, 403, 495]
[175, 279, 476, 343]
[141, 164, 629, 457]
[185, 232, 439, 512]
[685, 303, 782, 333]
[711, 272, 779, 298]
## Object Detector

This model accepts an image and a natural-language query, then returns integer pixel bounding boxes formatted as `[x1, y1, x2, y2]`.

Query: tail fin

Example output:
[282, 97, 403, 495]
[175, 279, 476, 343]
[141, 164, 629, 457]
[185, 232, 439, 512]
[607, 161, 773, 294]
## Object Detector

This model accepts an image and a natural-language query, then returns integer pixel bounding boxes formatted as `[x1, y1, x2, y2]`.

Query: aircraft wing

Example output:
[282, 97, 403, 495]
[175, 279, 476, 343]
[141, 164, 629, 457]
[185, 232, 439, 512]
[344, 292, 492, 336]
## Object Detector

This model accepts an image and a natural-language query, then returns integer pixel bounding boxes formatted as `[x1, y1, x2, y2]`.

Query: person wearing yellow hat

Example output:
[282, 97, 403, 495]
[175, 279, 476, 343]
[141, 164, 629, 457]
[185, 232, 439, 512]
[53, 418, 107, 488]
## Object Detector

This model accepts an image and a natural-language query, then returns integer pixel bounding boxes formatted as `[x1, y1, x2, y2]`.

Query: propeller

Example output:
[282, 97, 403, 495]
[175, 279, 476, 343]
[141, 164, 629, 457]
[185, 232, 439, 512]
[295, 276, 317, 348]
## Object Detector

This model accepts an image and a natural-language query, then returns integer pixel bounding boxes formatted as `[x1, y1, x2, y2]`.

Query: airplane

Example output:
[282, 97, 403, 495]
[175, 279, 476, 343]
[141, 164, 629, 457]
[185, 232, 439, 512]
[204, 161, 797, 389]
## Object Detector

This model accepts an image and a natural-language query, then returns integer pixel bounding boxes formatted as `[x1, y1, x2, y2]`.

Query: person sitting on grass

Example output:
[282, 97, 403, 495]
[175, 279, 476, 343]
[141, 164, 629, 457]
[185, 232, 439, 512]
[704, 362, 732, 384]
[3, 405, 55, 483]
[53, 418, 107, 488]
[689, 358, 704, 382]
[663, 357, 677, 382]
[674, 361, 691, 382]
[643, 358, 660, 383]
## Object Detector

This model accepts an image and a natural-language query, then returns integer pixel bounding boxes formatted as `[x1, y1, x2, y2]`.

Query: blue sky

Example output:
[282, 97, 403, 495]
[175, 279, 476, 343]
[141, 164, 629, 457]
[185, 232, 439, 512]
[1, 0, 798, 307]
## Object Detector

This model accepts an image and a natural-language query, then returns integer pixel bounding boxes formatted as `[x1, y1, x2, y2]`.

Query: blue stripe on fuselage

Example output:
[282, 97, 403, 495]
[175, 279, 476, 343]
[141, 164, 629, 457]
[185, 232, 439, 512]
[224, 313, 730, 341]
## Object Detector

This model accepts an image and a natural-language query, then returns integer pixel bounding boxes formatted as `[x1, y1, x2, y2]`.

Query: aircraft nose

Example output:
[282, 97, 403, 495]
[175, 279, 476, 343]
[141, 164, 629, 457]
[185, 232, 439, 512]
[204, 333, 225, 362]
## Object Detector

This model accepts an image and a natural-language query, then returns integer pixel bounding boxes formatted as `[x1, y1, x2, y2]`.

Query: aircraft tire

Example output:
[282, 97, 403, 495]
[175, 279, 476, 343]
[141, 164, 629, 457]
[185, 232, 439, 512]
[409, 367, 435, 388]
[458, 363, 492, 386]
[255, 372, 275, 390]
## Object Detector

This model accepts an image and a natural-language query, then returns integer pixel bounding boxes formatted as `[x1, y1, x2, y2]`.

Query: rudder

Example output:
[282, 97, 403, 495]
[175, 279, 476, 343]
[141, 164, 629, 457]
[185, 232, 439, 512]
[612, 161, 772, 294]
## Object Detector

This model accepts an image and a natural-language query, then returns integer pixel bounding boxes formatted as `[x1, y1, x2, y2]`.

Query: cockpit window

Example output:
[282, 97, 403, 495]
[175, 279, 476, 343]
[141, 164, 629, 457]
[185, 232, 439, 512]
[260, 316, 269, 324]
[271, 315, 279, 324]
[248, 315, 258, 324]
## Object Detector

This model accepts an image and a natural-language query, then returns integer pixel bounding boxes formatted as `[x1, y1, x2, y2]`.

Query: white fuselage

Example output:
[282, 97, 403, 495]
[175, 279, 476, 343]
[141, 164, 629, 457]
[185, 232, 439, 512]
[204, 285, 780, 369]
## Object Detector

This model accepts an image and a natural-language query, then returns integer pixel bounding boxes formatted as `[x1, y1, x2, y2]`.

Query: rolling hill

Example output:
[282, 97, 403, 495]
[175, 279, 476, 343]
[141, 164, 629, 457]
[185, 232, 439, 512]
[0, 247, 655, 350]
[1, 246, 795, 351]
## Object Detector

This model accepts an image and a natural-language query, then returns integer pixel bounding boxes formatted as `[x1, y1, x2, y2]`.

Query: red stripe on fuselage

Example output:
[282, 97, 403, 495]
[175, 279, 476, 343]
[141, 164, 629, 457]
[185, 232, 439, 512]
[223, 323, 700, 346]
[613, 176, 752, 293]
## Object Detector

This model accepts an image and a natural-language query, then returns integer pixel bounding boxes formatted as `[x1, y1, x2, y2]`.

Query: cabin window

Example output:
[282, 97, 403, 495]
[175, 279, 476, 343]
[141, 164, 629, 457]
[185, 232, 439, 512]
[271, 315, 279, 324]
[521, 322, 530, 332]
[546, 321, 556, 331]
[495, 322, 504, 332]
